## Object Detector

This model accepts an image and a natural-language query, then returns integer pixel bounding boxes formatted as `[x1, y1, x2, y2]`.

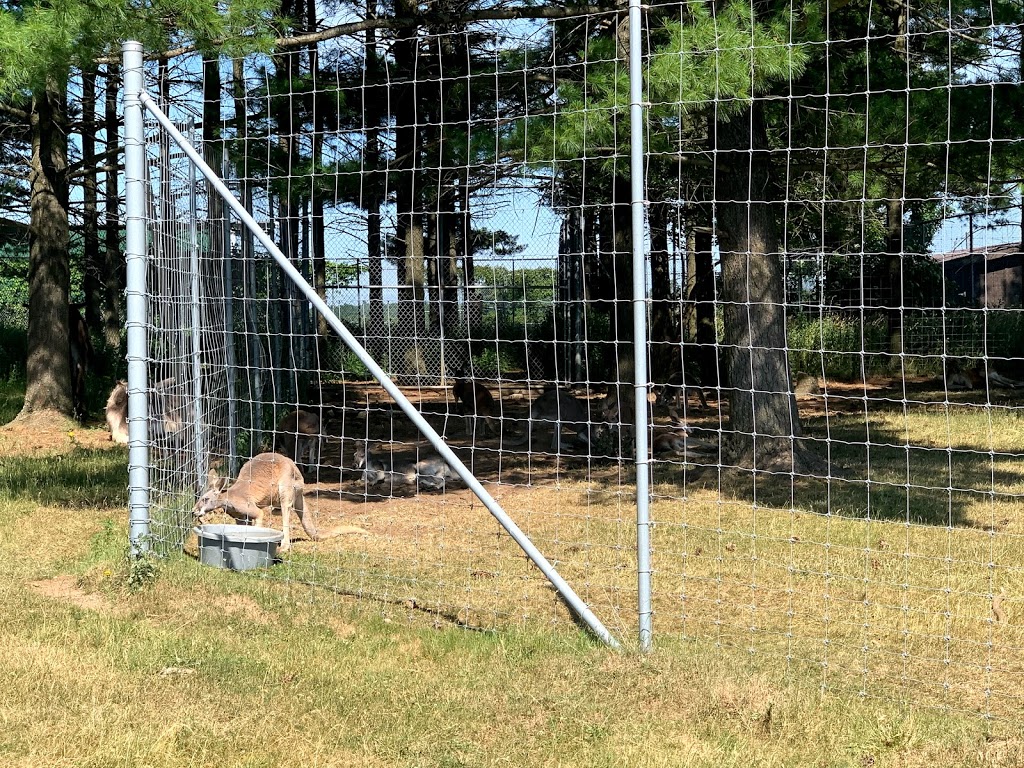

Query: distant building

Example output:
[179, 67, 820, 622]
[933, 242, 1024, 308]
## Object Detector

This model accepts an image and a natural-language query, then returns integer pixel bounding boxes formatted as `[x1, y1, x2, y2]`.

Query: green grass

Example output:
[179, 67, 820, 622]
[0, 377, 23, 424]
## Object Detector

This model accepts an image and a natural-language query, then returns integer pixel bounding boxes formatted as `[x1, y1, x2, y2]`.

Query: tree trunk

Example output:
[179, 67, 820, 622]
[20, 78, 73, 422]
[713, 103, 818, 473]
[886, 198, 904, 355]
[393, 9, 426, 377]
[81, 68, 102, 360]
[102, 64, 123, 357]
[304, 8, 330, 356]
[364, 6, 386, 356]
[693, 229, 717, 387]
[649, 202, 675, 379]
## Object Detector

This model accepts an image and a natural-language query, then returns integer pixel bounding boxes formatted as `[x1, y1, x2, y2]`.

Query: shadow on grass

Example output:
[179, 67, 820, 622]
[0, 448, 127, 508]
[0, 380, 25, 425]
[683, 407, 1024, 530]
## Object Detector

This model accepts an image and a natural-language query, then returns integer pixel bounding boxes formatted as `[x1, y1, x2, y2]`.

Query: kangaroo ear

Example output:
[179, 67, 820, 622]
[205, 463, 230, 493]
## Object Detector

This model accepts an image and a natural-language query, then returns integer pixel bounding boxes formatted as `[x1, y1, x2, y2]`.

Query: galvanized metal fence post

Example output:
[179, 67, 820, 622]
[123, 40, 151, 554]
[628, 0, 653, 651]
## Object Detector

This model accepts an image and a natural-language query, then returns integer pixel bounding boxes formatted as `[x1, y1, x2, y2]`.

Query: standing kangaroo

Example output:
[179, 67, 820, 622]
[105, 378, 185, 445]
[277, 409, 320, 474]
[530, 388, 592, 452]
[105, 380, 129, 444]
[193, 453, 319, 553]
[451, 377, 500, 437]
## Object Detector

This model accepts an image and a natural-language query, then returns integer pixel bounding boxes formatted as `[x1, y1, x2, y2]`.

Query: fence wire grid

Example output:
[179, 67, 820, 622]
[125, 0, 1023, 724]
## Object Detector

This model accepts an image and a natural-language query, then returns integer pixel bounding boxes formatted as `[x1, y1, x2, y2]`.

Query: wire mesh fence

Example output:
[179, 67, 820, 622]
[125, 0, 1023, 724]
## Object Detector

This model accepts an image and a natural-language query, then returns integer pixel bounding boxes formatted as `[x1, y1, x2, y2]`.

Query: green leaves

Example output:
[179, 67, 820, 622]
[530, 0, 818, 172]
[0, 0, 277, 97]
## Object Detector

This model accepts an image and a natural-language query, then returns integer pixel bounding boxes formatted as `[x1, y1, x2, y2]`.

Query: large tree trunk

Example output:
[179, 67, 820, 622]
[713, 103, 818, 473]
[886, 198, 904, 355]
[393, 10, 427, 378]
[20, 79, 73, 423]
[693, 229, 717, 388]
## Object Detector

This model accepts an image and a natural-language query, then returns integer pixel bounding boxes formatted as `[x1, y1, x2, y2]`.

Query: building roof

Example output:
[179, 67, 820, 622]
[932, 241, 1022, 264]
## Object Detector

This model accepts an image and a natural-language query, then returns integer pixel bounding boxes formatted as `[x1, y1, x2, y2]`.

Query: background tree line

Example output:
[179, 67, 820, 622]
[0, 0, 1021, 471]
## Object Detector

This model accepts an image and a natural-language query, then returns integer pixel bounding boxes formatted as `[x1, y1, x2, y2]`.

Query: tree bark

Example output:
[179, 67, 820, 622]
[393, 7, 427, 377]
[102, 64, 123, 357]
[364, 4, 386, 356]
[81, 68, 102, 355]
[693, 229, 717, 387]
[886, 198, 904, 355]
[649, 202, 675, 379]
[713, 103, 818, 473]
[20, 78, 73, 422]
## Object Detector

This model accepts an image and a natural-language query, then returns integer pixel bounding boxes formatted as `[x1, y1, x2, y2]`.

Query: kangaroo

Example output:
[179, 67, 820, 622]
[654, 369, 708, 410]
[105, 378, 185, 445]
[530, 388, 592, 452]
[597, 385, 635, 438]
[403, 452, 458, 491]
[277, 409, 320, 474]
[105, 380, 129, 444]
[451, 377, 500, 437]
[353, 440, 404, 488]
[652, 416, 717, 459]
[354, 440, 457, 492]
[193, 453, 319, 553]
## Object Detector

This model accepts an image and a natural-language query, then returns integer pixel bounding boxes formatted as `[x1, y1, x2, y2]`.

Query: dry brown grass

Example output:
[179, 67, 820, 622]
[2, 379, 1023, 765]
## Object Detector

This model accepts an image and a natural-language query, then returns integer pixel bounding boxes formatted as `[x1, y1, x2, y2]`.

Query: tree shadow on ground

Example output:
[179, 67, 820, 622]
[0, 448, 128, 508]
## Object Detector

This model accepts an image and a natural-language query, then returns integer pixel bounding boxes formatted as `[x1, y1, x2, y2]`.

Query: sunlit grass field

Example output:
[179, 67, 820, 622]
[1, 379, 1023, 766]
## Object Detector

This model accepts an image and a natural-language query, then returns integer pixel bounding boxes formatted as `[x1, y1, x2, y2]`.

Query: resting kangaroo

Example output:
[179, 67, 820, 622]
[193, 453, 319, 553]
[652, 413, 717, 459]
[354, 440, 457, 492]
[403, 452, 457, 491]
[277, 409, 320, 474]
[353, 440, 401, 488]
[451, 377, 500, 437]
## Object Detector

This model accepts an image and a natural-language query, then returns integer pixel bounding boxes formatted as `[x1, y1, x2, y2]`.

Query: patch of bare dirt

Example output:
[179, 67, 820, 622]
[0, 417, 123, 457]
[28, 574, 122, 615]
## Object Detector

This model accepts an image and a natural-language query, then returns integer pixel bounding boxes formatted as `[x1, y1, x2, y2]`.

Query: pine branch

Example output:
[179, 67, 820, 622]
[95, 4, 614, 64]
[0, 102, 29, 122]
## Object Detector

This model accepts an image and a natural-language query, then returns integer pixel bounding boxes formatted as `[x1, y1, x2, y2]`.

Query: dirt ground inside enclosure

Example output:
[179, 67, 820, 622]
[7, 371, 1024, 547]
[181, 371, 1024, 554]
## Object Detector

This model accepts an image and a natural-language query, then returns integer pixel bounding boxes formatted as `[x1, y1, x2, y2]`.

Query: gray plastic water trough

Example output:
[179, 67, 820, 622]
[194, 524, 283, 571]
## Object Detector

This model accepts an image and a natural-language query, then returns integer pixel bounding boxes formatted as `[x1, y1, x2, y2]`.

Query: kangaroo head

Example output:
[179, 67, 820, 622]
[354, 441, 375, 469]
[193, 488, 225, 519]
[194, 469, 231, 519]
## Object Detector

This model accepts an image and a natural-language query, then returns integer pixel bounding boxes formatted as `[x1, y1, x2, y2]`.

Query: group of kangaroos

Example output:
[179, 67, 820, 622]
[104, 373, 716, 551]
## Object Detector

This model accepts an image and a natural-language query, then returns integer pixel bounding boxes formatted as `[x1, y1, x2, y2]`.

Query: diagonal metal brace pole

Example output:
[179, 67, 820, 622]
[135, 82, 621, 650]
